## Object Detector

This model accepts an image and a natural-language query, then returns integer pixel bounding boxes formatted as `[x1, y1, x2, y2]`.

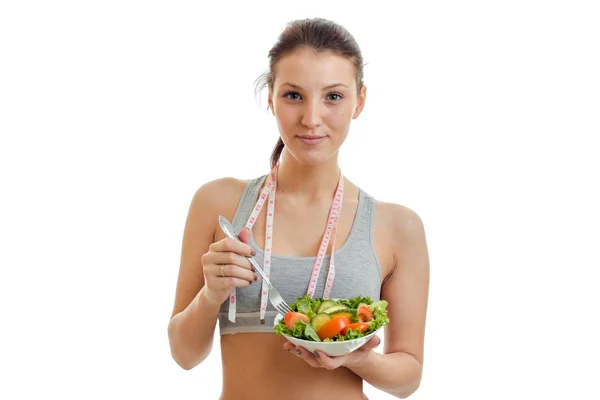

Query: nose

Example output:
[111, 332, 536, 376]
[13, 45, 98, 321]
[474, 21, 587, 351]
[301, 100, 323, 129]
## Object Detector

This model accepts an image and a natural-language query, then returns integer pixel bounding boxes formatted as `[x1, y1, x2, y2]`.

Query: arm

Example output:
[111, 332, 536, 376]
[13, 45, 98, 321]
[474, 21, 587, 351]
[167, 178, 254, 370]
[346, 346, 423, 399]
[167, 182, 221, 370]
[348, 206, 430, 398]
[279, 203, 430, 397]
[168, 288, 223, 370]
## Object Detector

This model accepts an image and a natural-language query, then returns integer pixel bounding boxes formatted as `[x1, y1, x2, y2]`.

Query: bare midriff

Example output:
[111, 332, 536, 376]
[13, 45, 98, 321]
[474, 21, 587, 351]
[218, 333, 368, 400]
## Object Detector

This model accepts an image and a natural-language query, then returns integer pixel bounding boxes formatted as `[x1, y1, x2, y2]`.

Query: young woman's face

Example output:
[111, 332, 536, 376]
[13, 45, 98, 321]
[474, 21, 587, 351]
[269, 48, 366, 166]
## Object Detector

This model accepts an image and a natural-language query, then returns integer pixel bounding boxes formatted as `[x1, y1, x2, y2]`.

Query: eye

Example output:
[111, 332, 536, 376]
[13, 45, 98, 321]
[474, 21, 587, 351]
[327, 92, 344, 101]
[282, 91, 344, 102]
[283, 91, 302, 101]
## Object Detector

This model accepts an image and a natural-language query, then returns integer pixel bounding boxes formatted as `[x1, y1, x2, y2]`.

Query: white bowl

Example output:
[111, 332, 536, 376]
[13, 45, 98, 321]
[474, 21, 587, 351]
[274, 313, 383, 357]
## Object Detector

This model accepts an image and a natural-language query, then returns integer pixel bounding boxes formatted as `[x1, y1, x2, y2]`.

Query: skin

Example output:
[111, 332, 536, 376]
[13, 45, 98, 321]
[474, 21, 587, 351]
[168, 48, 430, 400]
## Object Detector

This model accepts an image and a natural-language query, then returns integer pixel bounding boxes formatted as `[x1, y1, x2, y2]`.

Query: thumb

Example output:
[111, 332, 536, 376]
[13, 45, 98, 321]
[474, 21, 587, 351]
[238, 227, 251, 244]
[362, 335, 381, 351]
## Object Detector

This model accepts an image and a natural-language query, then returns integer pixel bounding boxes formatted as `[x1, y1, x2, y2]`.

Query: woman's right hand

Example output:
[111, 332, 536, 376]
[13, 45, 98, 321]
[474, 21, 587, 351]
[201, 229, 258, 305]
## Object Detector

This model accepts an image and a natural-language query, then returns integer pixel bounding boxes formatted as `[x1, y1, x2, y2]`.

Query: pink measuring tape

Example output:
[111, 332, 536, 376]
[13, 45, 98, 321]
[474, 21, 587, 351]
[228, 165, 344, 323]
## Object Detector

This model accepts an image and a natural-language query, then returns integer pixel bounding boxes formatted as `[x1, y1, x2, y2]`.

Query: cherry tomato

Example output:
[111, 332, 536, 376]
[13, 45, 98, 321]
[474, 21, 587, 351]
[284, 312, 310, 330]
[341, 322, 370, 336]
[357, 304, 373, 322]
[317, 316, 351, 340]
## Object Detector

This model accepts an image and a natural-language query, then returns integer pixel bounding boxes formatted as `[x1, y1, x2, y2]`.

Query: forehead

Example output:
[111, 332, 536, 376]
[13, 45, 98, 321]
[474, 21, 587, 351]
[273, 48, 356, 90]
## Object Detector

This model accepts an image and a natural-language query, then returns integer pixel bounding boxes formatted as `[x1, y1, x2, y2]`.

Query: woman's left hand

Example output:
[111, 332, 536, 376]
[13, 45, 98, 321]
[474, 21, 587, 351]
[283, 335, 381, 370]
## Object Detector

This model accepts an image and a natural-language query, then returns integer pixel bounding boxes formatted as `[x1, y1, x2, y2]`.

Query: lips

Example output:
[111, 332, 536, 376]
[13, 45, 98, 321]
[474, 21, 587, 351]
[297, 136, 327, 145]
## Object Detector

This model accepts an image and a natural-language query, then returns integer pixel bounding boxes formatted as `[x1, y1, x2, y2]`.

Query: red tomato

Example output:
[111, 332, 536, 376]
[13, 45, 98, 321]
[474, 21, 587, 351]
[317, 316, 351, 340]
[357, 304, 373, 322]
[341, 322, 370, 336]
[284, 312, 310, 330]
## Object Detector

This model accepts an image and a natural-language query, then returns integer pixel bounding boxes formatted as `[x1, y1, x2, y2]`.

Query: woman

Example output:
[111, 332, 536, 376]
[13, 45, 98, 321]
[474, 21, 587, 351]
[168, 18, 430, 400]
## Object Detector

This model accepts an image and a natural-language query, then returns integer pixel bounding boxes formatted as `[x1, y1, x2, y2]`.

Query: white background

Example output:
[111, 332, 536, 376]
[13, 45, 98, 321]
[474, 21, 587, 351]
[1, 1, 599, 399]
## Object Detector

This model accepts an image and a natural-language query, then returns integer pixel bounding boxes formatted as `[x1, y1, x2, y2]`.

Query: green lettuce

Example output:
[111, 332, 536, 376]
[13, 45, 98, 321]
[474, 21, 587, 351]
[290, 295, 317, 320]
[303, 323, 321, 342]
[339, 296, 373, 309]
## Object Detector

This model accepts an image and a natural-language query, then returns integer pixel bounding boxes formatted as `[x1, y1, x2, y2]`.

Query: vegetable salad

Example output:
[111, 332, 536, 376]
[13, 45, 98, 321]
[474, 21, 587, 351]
[274, 295, 389, 342]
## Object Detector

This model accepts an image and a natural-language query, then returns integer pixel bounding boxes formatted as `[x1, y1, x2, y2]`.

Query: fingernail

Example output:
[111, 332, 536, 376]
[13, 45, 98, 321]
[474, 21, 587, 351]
[295, 349, 302, 355]
[314, 351, 320, 359]
[251, 249, 256, 256]
[254, 275, 258, 282]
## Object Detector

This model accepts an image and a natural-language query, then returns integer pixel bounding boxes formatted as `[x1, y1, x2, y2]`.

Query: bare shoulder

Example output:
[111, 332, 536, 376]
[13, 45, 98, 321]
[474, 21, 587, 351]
[193, 176, 250, 202]
[190, 177, 250, 216]
[375, 201, 425, 239]
[372, 200, 427, 280]
[184, 176, 252, 245]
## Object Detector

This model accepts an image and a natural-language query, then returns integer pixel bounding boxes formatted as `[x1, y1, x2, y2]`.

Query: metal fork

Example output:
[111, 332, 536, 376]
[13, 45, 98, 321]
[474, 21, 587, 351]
[218, 215, 293, 316]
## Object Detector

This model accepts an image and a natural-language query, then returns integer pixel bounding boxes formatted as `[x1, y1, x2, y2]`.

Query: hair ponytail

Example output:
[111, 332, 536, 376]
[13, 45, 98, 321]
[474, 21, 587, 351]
[270, 137, 284, 169]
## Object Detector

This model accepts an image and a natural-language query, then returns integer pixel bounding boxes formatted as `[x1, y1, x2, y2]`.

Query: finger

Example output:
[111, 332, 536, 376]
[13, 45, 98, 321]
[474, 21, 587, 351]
[238, 227, 251, 244]
[212, 237, 256, 258]
[314, 351, 345, 370]
[208, 273, 256, 290]
[360, 335, 382, 352]
[282, 342, 296, 352]
[292, 346, 322, 368]
[284, 344, 320, 367]
[210, 264, 258, 283]
[212, 251, 254, 271]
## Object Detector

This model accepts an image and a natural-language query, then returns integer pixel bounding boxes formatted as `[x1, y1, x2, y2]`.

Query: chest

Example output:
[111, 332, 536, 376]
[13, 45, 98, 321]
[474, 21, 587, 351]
[249, 193, 360, 258]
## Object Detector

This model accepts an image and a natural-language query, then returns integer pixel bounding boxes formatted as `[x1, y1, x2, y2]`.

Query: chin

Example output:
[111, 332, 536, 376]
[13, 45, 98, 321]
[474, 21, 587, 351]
[285, 147, 337, 166]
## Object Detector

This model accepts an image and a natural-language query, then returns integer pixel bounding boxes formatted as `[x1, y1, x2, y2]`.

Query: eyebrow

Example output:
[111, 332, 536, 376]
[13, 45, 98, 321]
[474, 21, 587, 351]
[279, 82, 349, 90]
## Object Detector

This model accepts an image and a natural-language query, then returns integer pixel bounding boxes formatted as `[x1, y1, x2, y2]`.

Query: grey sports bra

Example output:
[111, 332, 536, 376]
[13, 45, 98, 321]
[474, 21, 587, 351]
[218, 175, 382, 335]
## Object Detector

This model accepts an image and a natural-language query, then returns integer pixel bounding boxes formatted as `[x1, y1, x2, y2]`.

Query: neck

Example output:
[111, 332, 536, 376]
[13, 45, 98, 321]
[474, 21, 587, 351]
[275, 151, 341, 200]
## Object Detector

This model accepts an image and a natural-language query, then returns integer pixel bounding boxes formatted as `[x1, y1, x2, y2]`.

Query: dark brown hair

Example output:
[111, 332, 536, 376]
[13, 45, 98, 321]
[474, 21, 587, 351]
[254, 18, 365, 169]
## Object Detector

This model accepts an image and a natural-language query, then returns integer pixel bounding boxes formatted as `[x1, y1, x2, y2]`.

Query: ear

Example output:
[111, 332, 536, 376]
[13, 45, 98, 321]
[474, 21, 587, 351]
[268, 91, 275, 116]
[352, 85, 367, 119]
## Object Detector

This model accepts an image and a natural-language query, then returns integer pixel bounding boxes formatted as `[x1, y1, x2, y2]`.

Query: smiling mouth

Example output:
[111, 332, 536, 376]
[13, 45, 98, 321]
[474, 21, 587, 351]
[297, 136, 327, 145]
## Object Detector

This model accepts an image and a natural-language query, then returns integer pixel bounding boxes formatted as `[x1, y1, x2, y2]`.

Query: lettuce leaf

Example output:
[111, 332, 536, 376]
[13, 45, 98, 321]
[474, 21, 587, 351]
[274, 320, 291, 336]
[364, 300, 390, 334]
[290, 295, 317, 319]
[338, 296, 373, 309]
[304, 323, 321, 342]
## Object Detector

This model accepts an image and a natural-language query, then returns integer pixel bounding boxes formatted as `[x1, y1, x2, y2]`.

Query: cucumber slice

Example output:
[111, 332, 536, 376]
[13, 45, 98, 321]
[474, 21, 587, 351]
[321, 304, 348, 314]
[325, 307, 357, 321]
[311, 313, 332, 333]
[317, 300, 337, 313]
